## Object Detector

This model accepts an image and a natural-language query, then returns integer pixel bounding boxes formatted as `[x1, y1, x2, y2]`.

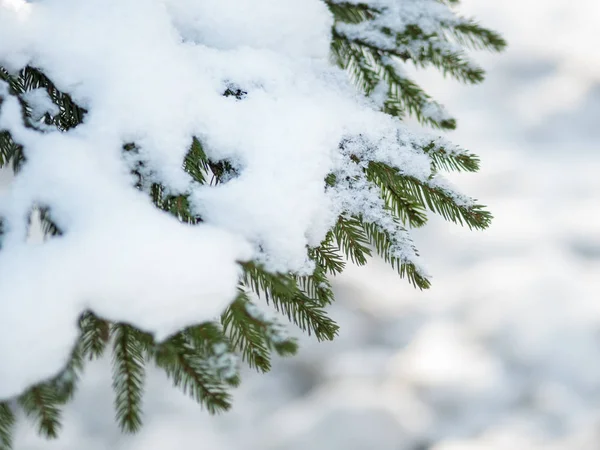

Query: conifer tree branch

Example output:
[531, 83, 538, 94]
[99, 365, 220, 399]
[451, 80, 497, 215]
[79, 312, 111, 361]
[295, 264, 335, 307]
[361, 220, 431, 289]
[222, 292, 298, 373]
[242, 262, 339, 341]
[110, 324, 146, 433]
[0, 403, 15, 450]
[180, 322, 240, 387]
[366, 162, 429, 228]
[368, 161, 491, 230]
[332, 215, 372, 265]
[324, 1, 378, 24]
[17, 384, 63, 439]
[154, 333, 233, 414]
[422, 141, 481, 173]
[309, 235, 346, 275]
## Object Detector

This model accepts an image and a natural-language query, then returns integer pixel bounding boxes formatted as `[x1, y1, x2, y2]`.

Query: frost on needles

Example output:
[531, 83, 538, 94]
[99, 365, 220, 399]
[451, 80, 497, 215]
[0, 0, 505, 445]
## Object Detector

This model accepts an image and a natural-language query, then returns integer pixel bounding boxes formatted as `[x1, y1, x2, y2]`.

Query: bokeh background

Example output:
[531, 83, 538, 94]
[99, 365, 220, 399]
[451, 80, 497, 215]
[13, 0, 600, 448]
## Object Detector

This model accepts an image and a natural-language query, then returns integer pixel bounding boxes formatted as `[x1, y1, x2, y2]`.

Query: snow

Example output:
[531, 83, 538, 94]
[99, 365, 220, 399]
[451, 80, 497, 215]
[22, 88, 58, 122]
[4, 1, 598, 449]
[0, 0, 483, 399]
[333, 0, 462, 52]
[6, 0, 598, 448]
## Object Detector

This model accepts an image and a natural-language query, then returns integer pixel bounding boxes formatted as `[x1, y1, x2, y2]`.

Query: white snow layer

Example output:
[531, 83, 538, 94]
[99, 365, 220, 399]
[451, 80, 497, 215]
[0, 0, 459, 399]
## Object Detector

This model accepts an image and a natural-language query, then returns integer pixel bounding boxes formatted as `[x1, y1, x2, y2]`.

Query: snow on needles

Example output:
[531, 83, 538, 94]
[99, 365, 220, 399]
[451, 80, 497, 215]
[0, 0, 453, 399]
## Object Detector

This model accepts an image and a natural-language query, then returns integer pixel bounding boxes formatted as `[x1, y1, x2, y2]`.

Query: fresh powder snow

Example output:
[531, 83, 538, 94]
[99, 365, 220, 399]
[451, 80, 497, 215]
[0, 0, 475, 400]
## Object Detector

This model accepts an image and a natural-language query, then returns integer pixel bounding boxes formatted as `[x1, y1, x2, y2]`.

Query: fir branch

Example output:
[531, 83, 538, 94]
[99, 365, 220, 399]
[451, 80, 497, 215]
[331, 31, 381, 96]
[309, 235, 346, 275]
[38, 207, 63, 237]
[366, 162, 429, 228]
[362, 220, 431, 289]
[422, 141, 480, 173]
[150, 184, 201, 224]
[19, 67, 86, 131]
[181, 322, 240, 387]
[242, 262, 339, 341]
[332, 215, 372, 265]
[110, 324, 147, 433]
[184, 137, 211, 185]
[0, 403, 15, 450]
[371, 161, 492, 229]
[43, 339, 86, 406]
[0, 131, 24, 172]
[18, 384, 63, 439]
[79, 311, 111, 361]
[155, 333, 233, 414]
[418, 44, 484, 84]
[330, 33, 457, 129]
[451, 20, 507, 52]
[295, 264, 335, 307]
[222, 292, 298, 373]
[381, 61, 456, 129]
[325, 1, 378, 24]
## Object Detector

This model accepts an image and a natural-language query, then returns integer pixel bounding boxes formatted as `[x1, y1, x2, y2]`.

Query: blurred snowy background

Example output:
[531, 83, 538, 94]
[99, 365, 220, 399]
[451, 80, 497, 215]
[13, 0, 600, 448]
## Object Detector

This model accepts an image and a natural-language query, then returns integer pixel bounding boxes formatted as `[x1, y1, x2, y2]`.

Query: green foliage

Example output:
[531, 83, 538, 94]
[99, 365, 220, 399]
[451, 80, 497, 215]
[17, 384, 63, 439]
[327, 0, 505, 129]
[423, 141, 481, 173]
[0, 403, 15, 450]
[222, 292, 299, 373]
[79, 312, 111, 361]
[332, 215, 372, 265]
[241, 262, 339, 341]
[155, 323, 237, 414]
[110, 324, 150, 433]
[0, 1, 504, 446]
[362, 220, 430, 289]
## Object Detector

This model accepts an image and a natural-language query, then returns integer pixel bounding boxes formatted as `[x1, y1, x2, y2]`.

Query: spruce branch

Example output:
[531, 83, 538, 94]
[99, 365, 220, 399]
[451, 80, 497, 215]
[79, 312, 111, 361]
[110, 324, 147, 433]
[295, 264, 335, 307]
[222, 292, 298, 373]
[451, 20, 507, 52]
[422, 141, 481, 173]
[309, 235, 346, 275]
[180, 322, 240, 387]
[368, 162, 491, 230]
[242, 262, 339, 341]
[17, 384, 63, 439]
[155, 332, 233, 414]
[331, 32, 381, 96]
[324, 1, 378, 24]
[361, 220, 431, 289]
[0, 403, 15, 450]
[332, 215, 372, 265]
[366, 162, 429, 228]
[184, 137, 211, 185]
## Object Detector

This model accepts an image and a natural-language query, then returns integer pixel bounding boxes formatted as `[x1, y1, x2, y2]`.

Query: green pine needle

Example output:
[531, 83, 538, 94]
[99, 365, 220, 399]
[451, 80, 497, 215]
[222, 293, 298, 373]
[0, 403, 15, 450]
[309, 237, 346, 275]
[110, 324, 147, 433]
[155, 333, 233, 414]
[368, 162, 492, 230]
[366, 163, 429, 228]
[423, 141, 481, 173]
[332, 215, 372, 265]
[79, 312, 111, 361]
[242, 262, 339, 341]
[361, 220, 431, 289]
[18, 384, 63, 439]
[324, 1, 378, 24]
